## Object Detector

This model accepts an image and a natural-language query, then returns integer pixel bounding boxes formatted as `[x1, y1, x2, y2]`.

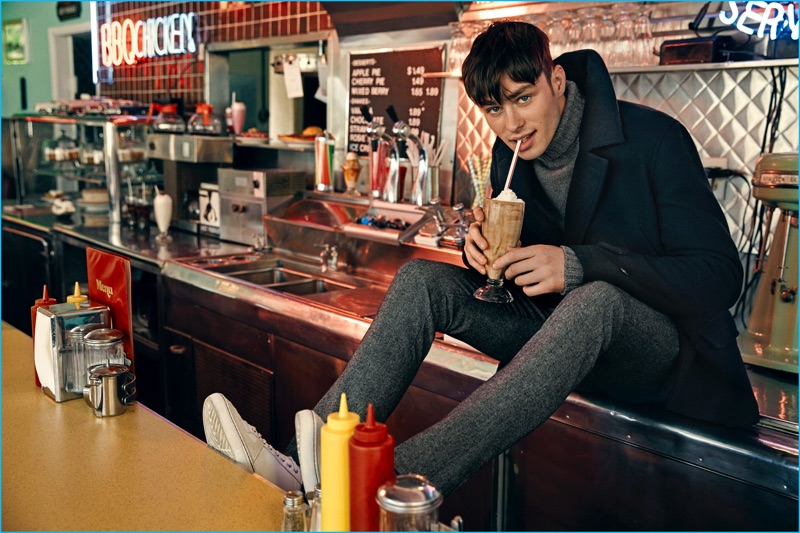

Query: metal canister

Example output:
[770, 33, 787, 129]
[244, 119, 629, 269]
[83, 363, 136, 417]
[376, 474, 443, 531]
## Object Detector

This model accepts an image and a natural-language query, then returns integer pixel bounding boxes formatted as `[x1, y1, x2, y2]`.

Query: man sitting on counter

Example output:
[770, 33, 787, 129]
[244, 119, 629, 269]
[201, 20, 759, 498]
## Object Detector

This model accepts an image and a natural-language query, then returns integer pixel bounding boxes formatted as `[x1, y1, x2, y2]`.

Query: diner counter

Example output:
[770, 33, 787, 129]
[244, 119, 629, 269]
[3, 205, 797, 427]
[2, 207, 251, 268]
[1, 322, 286, 531]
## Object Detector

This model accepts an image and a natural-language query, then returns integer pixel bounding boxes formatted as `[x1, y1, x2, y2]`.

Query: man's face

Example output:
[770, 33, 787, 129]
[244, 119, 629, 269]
[480, 66, 567, 160]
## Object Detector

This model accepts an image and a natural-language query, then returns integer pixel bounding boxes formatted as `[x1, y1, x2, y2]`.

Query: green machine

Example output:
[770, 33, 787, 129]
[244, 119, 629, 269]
[738, 153, 798, 373]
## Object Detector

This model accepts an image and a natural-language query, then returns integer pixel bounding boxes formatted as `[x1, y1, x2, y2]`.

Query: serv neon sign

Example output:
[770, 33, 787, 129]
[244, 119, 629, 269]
[100, 12, 198, 67]
[718, 1, 799, 40]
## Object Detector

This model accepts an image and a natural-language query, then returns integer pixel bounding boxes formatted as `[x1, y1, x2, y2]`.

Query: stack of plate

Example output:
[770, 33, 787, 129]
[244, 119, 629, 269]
[77, 197, 109, 227]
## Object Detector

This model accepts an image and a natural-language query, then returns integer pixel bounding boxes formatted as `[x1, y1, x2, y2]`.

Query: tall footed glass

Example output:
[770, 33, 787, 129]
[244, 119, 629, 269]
[474, 197, 525, 303]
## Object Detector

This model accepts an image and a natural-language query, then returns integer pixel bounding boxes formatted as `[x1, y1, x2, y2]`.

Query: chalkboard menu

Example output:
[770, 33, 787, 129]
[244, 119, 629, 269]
[347, 46, 445, 156]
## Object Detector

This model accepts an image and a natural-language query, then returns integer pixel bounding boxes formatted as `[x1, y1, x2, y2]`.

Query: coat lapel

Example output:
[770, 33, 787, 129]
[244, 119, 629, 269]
[565, 151, 608, 243]
[555, 50, 623, 244]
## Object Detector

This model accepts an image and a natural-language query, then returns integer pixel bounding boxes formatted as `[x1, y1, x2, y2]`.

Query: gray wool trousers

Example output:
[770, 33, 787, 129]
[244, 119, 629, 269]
[305, 259, 680, 495]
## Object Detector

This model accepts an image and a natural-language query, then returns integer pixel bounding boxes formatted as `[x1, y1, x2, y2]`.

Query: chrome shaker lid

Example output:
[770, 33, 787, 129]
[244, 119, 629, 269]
[376, 474, 443, 514]
[83, 328, 124, 346]
[68, 322, 106, 340]
[283, 490, 305, 507]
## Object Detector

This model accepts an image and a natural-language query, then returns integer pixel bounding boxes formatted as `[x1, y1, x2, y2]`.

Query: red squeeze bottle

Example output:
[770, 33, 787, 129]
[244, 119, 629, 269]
[349, 403, 395, 531]
[31, 285, 57, 387]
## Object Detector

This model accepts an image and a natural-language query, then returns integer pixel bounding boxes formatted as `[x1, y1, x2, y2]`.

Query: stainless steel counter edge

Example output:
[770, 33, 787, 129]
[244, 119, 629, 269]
[552, 393, 798, 497]
[160, 259, 500, 384]
[52, 222, 252, 268]
[2, 213, 55, 234]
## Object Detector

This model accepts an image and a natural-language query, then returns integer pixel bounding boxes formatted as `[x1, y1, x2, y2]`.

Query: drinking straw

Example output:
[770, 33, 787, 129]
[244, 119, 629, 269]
[503, 140, 521, 191]
[433, 139, 448, 167]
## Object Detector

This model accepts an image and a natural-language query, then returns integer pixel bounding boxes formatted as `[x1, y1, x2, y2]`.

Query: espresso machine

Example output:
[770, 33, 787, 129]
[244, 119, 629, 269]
[738, 153, 798, 373]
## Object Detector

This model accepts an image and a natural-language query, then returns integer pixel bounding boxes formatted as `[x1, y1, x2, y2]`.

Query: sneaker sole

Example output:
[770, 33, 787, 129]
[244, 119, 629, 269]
[203, 394, 255, 472]
[295, 409, 323, 493]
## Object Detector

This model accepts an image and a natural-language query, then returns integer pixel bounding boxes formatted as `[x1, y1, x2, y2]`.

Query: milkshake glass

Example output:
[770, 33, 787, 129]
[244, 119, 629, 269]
[342, 151, 362, 195]
[474, 194, 525, 303]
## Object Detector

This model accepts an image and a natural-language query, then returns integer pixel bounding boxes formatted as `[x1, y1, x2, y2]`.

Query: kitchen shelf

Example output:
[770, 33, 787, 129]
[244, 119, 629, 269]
[609, 58, 798, 74]
[423, 58, 797, 79]
[235, 139, 314, 152]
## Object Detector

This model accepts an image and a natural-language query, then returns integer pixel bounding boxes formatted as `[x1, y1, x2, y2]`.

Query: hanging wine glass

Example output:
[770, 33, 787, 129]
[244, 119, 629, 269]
[634, 5, 656, 66]
[544, 14, 568, 59]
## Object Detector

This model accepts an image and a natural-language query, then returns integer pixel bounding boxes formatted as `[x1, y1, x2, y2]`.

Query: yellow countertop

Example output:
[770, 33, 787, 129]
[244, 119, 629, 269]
[2, 322, 286, 531]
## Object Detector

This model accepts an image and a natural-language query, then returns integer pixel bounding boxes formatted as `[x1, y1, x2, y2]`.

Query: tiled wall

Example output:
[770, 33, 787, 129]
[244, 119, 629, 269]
[96, 2, 331, 105]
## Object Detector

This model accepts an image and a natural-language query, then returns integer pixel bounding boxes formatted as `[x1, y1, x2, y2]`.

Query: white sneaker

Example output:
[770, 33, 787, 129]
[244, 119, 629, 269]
[203, 393, 302, 492]
[295, 409, 323, 495]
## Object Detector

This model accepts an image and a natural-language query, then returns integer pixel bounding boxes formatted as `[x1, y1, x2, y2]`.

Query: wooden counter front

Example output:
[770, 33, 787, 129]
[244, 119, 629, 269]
[1, 322, 285, 531]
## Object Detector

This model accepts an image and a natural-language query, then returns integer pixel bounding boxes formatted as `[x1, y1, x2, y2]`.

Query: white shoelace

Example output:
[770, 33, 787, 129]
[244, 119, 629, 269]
[246, 422, 300, 474]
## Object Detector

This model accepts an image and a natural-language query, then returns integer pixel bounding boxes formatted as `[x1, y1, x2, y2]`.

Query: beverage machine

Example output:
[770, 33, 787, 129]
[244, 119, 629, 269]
[738, 153, 798, 373]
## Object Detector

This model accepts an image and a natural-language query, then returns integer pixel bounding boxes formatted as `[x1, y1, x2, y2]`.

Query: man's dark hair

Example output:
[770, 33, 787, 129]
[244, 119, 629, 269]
[462, 21, 554, 107]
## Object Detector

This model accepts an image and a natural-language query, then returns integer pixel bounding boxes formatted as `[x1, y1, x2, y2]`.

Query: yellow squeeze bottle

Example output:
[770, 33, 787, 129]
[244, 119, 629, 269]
[320, 392, 360, 531]
[66, 282, 88, 309]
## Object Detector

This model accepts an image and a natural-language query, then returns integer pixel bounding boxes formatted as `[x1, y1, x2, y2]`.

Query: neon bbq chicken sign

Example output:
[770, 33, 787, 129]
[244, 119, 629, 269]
[99, 12, 198, 67]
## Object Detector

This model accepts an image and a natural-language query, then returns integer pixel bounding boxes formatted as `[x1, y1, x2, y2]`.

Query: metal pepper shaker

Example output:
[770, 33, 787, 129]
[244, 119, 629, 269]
[281, 490, 308, 532]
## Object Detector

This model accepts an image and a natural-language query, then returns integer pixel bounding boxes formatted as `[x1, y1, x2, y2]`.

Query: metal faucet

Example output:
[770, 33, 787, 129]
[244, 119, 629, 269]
[316, 244, 338, 272]
[250, 232, 268, 252]
[416, 200, 470, 247]
[387, 105, 429, 206]
[360, 106, 400, 202]
[448, 203, 471, 244]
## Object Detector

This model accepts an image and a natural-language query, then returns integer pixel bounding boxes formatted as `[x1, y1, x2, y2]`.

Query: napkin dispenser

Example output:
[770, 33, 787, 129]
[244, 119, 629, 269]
[34, 302, 110, 402]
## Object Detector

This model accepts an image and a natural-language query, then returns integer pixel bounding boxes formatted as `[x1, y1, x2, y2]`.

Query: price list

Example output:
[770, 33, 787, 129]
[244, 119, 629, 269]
[347, 46, 445, 156]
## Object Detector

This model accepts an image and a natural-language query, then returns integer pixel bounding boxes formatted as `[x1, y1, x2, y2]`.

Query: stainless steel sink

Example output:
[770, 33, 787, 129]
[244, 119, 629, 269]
[186, 255, 281, 273]
[267, 278, 356, 295]
[225, 267, 310, 285]
[168, 251, 388, 318]
[176, 252, 361, 295]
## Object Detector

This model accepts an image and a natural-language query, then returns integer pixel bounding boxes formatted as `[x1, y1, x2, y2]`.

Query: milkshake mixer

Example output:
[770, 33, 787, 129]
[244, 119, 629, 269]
[737, 153, 798, 373]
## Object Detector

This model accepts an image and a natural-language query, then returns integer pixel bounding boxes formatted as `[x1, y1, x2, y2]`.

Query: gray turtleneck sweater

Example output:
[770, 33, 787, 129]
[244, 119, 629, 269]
[533, 80, 585, 294]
